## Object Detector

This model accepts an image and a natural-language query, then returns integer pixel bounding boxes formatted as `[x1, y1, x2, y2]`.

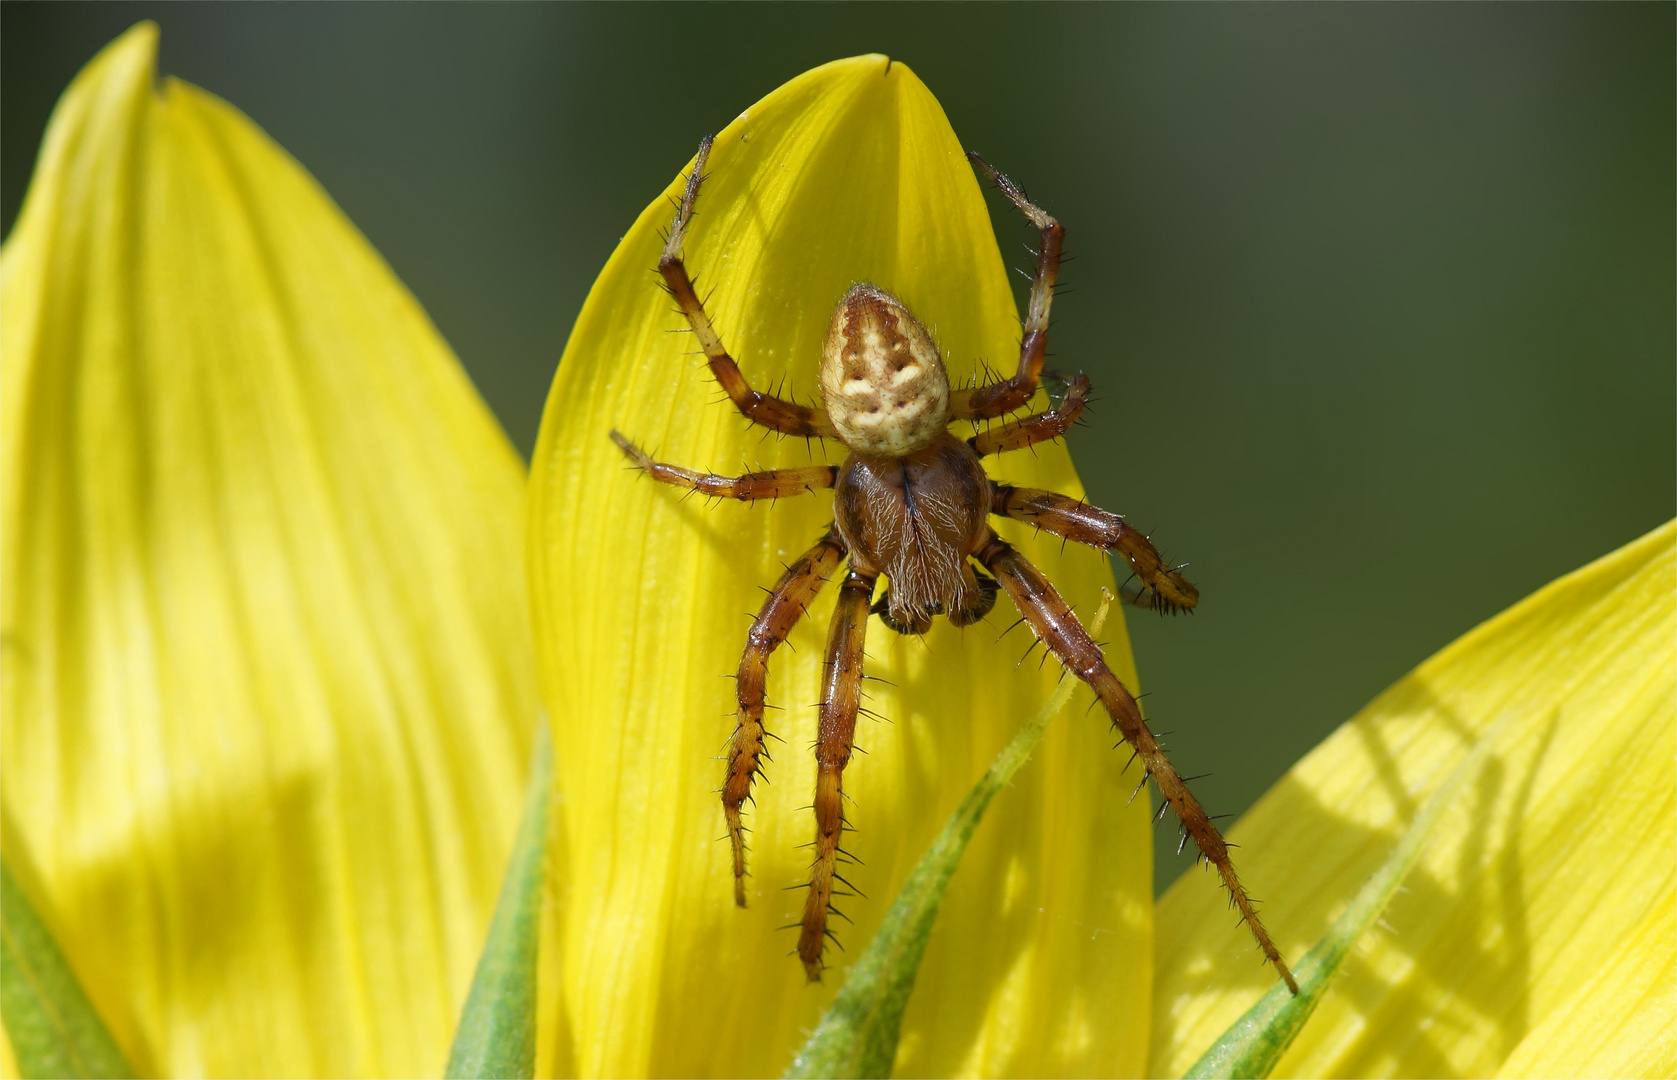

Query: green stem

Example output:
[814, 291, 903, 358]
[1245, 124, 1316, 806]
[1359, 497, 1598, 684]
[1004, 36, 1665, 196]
[444, 723, 553, 1080]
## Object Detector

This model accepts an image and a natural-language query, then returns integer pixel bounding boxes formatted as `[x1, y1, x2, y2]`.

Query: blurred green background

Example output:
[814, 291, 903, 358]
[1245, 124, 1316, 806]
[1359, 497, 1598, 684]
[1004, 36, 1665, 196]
[5, 3, 1672, 892]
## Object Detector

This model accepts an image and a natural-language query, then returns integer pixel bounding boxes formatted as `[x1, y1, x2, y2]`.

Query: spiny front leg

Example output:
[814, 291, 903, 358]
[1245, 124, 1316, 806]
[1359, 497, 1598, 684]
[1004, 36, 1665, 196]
[977, 535, 1297, 993]
[953, 154, 1065, 421]
[968, 374, 1090, 457]
[612, 431, 838, 501]
[991, 482, 1199, 614]
[728, 528, 848, 906]
[661, 137, 837, 439]
[799, 567, 877, 980]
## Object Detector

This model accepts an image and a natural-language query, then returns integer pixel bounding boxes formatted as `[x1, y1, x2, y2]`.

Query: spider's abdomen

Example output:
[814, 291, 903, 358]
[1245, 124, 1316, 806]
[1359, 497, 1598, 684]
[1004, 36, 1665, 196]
[820, 283, 951, 457]
[834, 433, 992, 629]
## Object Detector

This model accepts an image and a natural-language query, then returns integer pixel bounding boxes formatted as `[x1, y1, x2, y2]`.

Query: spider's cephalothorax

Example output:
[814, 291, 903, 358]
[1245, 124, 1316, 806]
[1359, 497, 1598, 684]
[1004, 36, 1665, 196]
[612, 136, 1297, 993]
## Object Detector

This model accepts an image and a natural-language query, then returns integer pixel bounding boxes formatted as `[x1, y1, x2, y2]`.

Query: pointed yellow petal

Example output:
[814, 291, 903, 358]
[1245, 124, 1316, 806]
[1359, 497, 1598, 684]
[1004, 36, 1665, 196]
[530, 57, 1157, 1078]
[1151, 521, 1676, 1078]
[2, 24, 538, 1076]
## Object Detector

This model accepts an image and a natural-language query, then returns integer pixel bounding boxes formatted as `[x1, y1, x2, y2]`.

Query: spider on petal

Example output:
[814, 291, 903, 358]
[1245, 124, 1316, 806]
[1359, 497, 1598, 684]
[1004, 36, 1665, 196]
[611, 136, 1297, 994]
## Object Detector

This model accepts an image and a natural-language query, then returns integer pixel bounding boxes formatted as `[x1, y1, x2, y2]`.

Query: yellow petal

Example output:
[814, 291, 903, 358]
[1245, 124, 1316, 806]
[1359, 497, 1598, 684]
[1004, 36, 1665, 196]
[1, 24, 538, 1077]
[530, 56, 1158, 1078]
[1151, 521, 1675, 1078]
[1494, 889, 1674, 1079]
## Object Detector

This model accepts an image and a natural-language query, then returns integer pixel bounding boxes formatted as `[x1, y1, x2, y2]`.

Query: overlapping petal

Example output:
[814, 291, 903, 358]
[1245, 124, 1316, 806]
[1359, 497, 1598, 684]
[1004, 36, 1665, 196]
[1, 24, 538, 1077]
[528, 56, 1160, 1078]
[1152, 521, 1676, 1078]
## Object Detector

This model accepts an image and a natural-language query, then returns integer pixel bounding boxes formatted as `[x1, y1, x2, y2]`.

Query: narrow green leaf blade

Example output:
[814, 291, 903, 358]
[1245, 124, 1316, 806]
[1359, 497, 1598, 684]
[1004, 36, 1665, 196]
[1183, 714, 1510, 1080]
[785, 598, 1111, 1080]
[0, 860, 134, 1079]
[445, 724, 554, 1080]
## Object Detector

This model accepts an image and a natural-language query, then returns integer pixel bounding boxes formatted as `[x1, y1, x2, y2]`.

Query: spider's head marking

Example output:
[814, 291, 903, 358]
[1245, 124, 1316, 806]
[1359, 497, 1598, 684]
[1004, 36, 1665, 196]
[819, 283, 950, 457]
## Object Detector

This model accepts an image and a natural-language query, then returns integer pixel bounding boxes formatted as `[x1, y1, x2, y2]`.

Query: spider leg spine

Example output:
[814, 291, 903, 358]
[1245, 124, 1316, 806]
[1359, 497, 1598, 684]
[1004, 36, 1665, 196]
[979, 534, 1297, 994]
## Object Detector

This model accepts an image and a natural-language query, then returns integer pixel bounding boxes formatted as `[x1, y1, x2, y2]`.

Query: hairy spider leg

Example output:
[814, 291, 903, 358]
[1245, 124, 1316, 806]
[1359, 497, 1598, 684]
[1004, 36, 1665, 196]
[976, 535, 1297, 993]
[953, 154, 1065, 422]
[799, 567, 877, 980]
[728, 529, 849, 906]
[990, 482, 1200, 615]
[661, 137, 839, 439]
[611, 431, 839, 500]
[968, 373, 1091, 457]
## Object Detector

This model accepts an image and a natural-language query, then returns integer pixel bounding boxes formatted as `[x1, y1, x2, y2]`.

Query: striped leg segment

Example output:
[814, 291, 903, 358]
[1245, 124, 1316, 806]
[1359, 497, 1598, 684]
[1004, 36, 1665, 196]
[977, 535, 1297, 994]
[660, 137, 838, 439]
[798, 567, 877, 980]
[612, 431, 838, 501]
[726, 528, 847, 905]
[990, 482, 1200, 614]
[954, 154, 1065, 421]
[968, 374, 1090, 457]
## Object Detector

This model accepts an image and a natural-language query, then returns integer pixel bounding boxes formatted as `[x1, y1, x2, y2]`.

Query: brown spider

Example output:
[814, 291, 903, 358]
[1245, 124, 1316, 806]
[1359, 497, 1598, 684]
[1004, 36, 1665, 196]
[611, 135, 1297, 994]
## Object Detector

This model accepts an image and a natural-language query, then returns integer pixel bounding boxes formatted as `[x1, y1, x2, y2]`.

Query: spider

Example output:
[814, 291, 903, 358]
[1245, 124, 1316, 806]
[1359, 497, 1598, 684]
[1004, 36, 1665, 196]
[611, 135, 1297, 994]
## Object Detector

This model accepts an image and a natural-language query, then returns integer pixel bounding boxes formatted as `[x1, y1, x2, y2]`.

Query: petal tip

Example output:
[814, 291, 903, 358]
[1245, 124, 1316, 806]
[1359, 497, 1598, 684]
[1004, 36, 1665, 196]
[96, 20, 160, 80]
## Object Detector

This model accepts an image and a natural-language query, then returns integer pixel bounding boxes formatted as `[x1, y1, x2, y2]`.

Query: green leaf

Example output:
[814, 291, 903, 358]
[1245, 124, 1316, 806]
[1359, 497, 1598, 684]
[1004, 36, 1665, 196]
[0, 859, 134, 1079]
[445, 724, 554, 1080]
[1182, 712, 1512, 1080]
[784, 596, 1112, 1080]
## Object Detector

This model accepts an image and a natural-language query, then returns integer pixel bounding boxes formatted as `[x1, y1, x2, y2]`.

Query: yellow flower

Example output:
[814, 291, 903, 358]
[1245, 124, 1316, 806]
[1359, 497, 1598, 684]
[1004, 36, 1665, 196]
[1152, 519, 1675, 1079]
[6, 23, 1672, 1080]
[2, 24, 537, 1077]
